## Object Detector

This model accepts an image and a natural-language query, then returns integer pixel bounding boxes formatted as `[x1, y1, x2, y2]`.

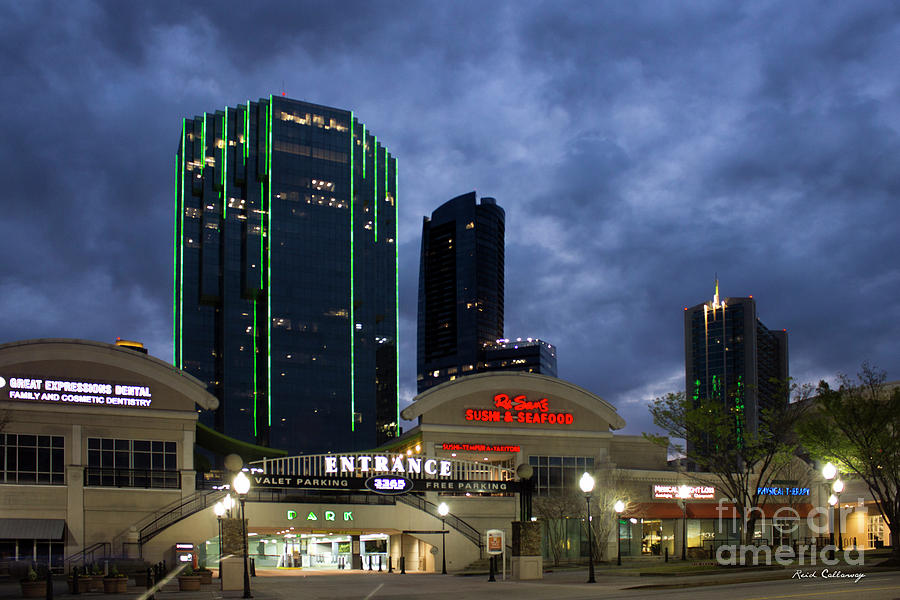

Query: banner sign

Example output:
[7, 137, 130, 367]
[252, 474, 518, 494]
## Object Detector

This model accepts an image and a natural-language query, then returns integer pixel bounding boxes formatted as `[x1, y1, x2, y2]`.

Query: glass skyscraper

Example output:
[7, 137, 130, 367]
[417, 192, 505, 392]
[683, 281, 788, 435]
[174, 96, 399, 455]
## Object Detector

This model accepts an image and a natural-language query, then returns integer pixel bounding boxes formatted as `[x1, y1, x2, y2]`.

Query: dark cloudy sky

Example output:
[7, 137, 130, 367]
[1, 1, 898, 437]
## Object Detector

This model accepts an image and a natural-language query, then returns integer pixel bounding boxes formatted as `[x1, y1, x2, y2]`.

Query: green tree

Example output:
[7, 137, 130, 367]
[797, 364, 900, 564]
[645, 382, 809, 548]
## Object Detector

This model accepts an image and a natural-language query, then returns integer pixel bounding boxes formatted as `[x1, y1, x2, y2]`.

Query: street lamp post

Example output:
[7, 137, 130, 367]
[233, 472, 252, 599]
[614, 500, 625, 567]
[822, 462, 839, 558]
[832, 478, 844, 551]
[677, 485, 690, 561]
[214, 501, 225, 579]
[579, 473, 596, 583]
[437, 502, 449, 574]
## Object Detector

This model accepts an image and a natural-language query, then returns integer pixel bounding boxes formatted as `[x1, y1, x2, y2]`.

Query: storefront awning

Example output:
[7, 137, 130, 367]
[627, 503, 815, 520]
[686, 503, 815, 519]
[0, 519, 65, 540]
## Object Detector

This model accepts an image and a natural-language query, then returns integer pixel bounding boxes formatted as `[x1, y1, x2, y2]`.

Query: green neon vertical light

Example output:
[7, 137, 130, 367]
[200, 113, 207, 174]
[394, 158, 399, 435]
[349, 115, 356, 432]
[222, 109, 228, 219]
[267, 96, 273, 429]
[244, 101, 250, 162]
[373, 136, 377, 242]
[361, 125, 366, 179]
[177, 118, 187, 367]
[173, 119, 186, 366]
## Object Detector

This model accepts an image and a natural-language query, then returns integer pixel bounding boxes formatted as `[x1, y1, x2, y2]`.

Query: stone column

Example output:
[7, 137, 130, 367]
[511, 521, 542, 580]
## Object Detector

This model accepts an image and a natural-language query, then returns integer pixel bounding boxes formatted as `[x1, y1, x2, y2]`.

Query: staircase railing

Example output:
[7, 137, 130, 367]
[139, 489, 226, 545]
[396, 495, 482, 548]
[64, 542, 111, 568]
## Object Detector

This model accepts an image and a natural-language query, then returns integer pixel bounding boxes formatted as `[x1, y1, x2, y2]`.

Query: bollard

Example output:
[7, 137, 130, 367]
[665, 548, 668, 563]
[488, 556, 496, 582]
[46, 569, 53, 600]
[367, 556, 372, 571]
[378, 555, 382, 572]
[72, 567, 80, 595]
[388, 556, 393, 573]
[250, 557, 256, 577]
[399, 556, 406, 575]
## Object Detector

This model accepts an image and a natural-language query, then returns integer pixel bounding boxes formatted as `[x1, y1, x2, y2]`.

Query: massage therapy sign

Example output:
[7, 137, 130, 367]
[464, 393, 574, 425]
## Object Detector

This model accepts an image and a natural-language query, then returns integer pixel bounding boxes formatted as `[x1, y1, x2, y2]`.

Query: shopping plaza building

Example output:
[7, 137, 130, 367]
[0, 339, 891, 573]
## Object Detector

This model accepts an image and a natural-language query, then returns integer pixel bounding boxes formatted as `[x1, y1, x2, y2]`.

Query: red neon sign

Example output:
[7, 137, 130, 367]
[464, 394, 574, 425]
[441, 442, 521, 453]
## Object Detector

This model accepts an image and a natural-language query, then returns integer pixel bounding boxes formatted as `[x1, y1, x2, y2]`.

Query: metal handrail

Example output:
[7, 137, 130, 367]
[64, 542, 110, 568]
[396, 495, 482, 548]
[139, 490, 226, 545]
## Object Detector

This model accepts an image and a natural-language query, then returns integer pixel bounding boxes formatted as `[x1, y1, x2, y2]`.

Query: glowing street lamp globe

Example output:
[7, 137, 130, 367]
[234, 471, 251, 495]
[579, 472, 595, 494]
[614, 500, 625, 514]
[438, 502, 449, 517]
[832, 479, 844, 494]
[214, 501, 225, 517]
[822, 462, 837, 480]
[828, 494, 838, 507]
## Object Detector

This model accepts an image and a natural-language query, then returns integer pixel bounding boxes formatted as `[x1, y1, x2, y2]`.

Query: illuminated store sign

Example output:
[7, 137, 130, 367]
[1, 375, 152, 408]
[305, 511, 353, 522]
[252, 475, 518, 494]
[464, 393, 574, 425]
[758, 486, 810, 497]
[324, 455, 452, 477]
[653, 485, 715, 500]
[441, 443, 521, 453]
[365, 475, 413, 495]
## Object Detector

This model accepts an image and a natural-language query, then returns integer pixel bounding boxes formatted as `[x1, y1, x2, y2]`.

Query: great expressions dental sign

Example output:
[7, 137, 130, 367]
[0, 375, 153, 408]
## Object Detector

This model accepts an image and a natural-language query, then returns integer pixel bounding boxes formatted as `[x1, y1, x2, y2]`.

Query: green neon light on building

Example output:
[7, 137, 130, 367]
[267, 95, 273, 429]
[252, 300, 258, 436]
[373, 136, 377, 242]
[349, 114, 356, 432]
[201, 113, 207, 174]
[176, 118, 187, 367]
[394, 158, 400, 435]
[222, 109, 228, 219]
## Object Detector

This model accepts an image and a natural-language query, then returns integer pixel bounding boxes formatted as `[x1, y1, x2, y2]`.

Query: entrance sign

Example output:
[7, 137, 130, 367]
[2, 375, 153, 407]
[464, 393, 574, 425]
[653, 484, 715, 499]
[324, 455, 452, 477]
[252, 474, 519, 494]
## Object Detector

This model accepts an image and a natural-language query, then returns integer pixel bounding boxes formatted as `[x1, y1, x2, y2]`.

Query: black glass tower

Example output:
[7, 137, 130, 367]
[684, 281, 788, 435]
[174, 96, 399, 455]
[417, 192, 505, 392]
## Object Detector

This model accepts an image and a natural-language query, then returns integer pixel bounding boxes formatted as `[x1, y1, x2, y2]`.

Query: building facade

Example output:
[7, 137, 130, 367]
[0, 338, 217, 569]
[174, 96, 399, 455]
[480, 338, 558, 378]
[684, 282, 788, 435]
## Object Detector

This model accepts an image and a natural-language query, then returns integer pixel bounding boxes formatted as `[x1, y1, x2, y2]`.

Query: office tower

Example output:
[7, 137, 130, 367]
[174, 96, 399, 454]
[481, 338, 558, 378]
[417, 192, 505, 392]
[683, 281, 789, 435]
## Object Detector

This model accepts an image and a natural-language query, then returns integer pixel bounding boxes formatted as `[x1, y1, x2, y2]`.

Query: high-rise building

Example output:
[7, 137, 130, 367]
[174, 96, 399, 455]
[417, 192, 505, 392]
[683, 281, 788, 435]
[480, 338, 558, 378]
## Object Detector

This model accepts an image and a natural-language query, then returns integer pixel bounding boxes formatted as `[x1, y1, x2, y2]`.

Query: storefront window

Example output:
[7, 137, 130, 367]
[528, 456, 594, 495]
[868, 515, 885, 548]
[0, 434, 64, 485]
[86, 438, 178, 488]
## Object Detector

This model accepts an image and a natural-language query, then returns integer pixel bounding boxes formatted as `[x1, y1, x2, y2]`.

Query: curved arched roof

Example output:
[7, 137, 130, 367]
[402, 371, 626, 430]
[0, 338, 218, 410]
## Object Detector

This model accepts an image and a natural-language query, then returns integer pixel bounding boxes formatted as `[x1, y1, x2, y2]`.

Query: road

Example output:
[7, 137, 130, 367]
[236, 568, 900, 600]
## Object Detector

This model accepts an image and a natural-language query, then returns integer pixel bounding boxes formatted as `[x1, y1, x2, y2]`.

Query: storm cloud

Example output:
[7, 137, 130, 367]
[1, 0, 898, 437]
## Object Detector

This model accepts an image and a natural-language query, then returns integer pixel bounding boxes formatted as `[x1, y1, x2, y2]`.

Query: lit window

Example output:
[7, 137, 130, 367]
[465, 221, 474, 230]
